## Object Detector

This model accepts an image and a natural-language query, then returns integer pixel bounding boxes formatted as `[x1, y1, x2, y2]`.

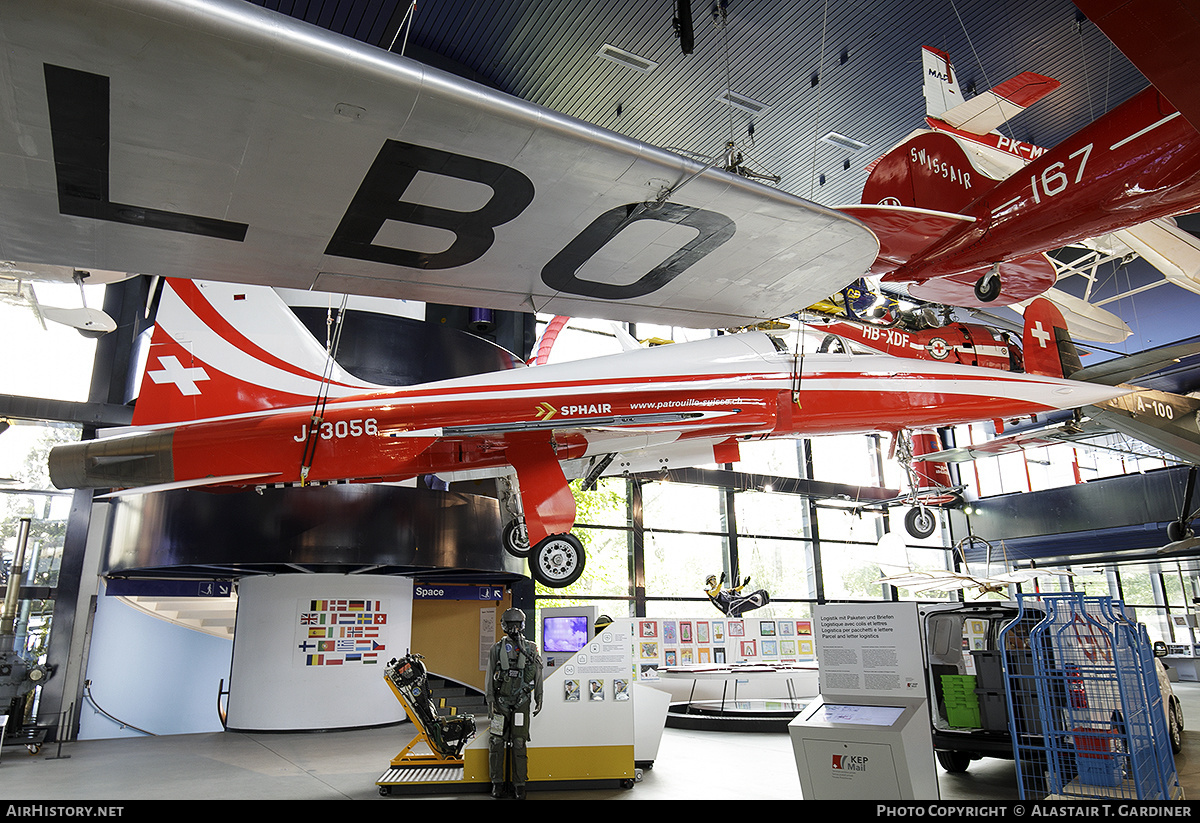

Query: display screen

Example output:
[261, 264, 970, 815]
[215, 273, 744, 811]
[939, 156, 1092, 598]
[815, 704, 906, 727]
[542, 615, 590, 652]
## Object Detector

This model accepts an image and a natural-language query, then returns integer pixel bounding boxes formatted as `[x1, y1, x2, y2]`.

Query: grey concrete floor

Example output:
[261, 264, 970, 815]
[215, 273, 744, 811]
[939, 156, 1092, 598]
[3, 682, 1199, 802]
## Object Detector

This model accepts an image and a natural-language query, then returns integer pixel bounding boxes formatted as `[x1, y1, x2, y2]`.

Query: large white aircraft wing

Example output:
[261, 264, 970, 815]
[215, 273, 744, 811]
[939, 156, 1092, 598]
[0, 0, 877, 329]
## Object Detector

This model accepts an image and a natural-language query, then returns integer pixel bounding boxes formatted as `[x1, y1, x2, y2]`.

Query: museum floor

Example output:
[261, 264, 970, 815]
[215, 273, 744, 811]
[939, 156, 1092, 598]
[5, 681, 1200, 802]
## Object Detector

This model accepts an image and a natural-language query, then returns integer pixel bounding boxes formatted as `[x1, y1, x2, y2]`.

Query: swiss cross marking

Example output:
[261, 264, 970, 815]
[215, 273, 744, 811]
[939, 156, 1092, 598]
[149, 355, 210, 396]
[1030, 321, 1052, 348]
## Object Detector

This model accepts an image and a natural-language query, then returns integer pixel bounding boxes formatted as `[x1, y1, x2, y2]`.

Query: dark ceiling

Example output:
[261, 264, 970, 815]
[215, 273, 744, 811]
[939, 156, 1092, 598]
[248, 0, 1200, 388]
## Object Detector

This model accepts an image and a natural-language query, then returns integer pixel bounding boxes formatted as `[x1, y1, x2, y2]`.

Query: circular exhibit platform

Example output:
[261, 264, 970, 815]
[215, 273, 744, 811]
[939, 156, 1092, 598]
[658, 663, 818, 732]
[666, 697, 809, 732]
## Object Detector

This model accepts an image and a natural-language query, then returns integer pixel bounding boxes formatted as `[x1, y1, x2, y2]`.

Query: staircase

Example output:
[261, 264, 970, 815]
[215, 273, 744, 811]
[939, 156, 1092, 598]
[426, 675, 488, 719]
[117, 594, 238, 639]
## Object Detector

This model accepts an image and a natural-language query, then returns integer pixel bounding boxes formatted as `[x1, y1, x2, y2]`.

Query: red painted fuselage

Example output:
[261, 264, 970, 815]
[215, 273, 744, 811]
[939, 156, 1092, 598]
[859, 86, 1200, 306]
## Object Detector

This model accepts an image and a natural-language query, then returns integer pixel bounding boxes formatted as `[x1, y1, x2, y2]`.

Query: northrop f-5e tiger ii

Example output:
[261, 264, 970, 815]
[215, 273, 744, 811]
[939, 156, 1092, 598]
[49, 280, 1126, 588]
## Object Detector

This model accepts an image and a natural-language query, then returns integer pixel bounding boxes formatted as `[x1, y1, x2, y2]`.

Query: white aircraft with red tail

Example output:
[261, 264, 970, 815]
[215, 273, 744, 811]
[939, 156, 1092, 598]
[814, 297, 1200, 483]
[48, 279, 1127, 587]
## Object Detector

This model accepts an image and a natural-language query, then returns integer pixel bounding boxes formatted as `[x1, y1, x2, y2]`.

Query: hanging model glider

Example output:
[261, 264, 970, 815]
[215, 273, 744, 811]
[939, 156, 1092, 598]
[48, 279, 1129, 587]
[876, 536, 1074, 599]
[0, 0, 877, 332]
[839, 43, 1200, 309]
[0, 264, 131, 337]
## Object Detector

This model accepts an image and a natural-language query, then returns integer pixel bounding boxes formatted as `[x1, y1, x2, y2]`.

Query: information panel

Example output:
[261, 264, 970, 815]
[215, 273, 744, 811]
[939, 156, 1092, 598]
[813, 602, 925, 699]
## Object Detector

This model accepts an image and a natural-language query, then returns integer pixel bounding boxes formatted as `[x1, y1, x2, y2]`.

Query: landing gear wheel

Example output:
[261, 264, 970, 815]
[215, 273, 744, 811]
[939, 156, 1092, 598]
[974, 271, 1002, 302]
[502, 519, 531, 558]
[936, 750, 973, 773]
[905, 506, 938, 539]
[1167, 520, 1193, 543]
[530, 533, 586, 588]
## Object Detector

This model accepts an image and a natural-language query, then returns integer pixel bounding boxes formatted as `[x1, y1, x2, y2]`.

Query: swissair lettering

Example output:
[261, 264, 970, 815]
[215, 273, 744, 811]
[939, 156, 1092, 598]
[910, 146, 972, 190]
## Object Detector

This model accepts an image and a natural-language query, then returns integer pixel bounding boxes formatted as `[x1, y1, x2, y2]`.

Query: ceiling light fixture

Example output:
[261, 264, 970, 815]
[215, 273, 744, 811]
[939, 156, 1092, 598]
[596, 44, 657, 73]
[820, 131, 869, 153]
[716, 90, 770, 116]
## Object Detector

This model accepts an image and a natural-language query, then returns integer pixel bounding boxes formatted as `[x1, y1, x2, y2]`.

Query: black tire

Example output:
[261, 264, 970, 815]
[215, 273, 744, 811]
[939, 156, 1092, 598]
[936, 750, 973, 773]
[905, 506, 938, 539]
[974, 272, 1002, 302]
[530, 533, 586, 588]
[1170, 701, 1183, 754]
[1167, 519, 1193, 543]
[502, 519, 531, 558]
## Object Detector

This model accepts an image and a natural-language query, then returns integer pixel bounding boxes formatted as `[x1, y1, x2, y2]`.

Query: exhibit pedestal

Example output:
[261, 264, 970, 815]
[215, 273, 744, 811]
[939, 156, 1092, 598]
[788, 697, 939, 800]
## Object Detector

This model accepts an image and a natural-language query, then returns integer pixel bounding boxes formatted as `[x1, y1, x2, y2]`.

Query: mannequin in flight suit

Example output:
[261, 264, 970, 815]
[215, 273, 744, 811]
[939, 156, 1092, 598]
[485, 607, 544, 799]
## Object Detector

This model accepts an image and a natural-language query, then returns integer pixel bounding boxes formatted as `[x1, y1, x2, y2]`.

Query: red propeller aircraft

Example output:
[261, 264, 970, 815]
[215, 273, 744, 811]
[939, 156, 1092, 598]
[840, 42, 1200, 309]
[48, 280, 1126, 587]
[811, 315, 1024, 374]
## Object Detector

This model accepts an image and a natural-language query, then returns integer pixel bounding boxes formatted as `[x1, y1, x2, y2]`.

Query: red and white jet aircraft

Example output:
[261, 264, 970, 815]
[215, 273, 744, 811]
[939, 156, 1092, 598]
[48, 280, 1126, 587]
[840, 42, 1200, 309]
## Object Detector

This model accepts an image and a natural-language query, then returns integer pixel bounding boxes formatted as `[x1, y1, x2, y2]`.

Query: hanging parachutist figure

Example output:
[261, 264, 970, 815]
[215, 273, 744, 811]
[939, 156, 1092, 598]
[704, 572, 770, 618]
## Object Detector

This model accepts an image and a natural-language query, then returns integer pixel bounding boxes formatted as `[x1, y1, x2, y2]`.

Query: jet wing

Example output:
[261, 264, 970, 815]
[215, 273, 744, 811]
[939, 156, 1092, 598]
[1073, 340, 1200, 386]
[916, 422, 1113, 463]
[1075, 0, 1200, 132]
[0, 0, 877, 329]
[1089, 389, 1200, 466]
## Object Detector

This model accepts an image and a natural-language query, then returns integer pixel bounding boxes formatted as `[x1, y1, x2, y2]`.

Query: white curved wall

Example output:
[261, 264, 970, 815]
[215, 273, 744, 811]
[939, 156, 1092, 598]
[226, 575, 412, 731]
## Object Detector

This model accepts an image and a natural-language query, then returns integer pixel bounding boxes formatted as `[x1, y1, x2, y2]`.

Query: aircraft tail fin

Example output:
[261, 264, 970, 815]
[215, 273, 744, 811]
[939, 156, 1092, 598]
[1022, 297, 1082, 379]
[922, 46, 1060, 136]
[131, 279, 386, 426]
[922, 46, 962, 121]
